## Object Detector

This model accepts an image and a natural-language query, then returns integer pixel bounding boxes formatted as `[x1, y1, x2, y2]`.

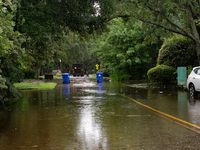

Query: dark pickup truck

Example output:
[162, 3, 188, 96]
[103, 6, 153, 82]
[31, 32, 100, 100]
[72, 63, 84, 77]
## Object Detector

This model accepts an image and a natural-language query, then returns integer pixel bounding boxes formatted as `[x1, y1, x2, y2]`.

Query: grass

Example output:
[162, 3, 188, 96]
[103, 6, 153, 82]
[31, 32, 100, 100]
[54, 73, 62, 79]
[90, 74, 96, 79]
[14, 82, 57, 90]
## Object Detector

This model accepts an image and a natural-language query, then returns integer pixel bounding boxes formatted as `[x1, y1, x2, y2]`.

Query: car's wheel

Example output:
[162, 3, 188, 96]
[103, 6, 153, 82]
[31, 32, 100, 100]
[189, 84, 197, 96]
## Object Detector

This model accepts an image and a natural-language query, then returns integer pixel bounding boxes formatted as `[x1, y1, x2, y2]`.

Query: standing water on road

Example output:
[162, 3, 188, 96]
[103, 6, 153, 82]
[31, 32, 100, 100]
[1, 77, 200, 149]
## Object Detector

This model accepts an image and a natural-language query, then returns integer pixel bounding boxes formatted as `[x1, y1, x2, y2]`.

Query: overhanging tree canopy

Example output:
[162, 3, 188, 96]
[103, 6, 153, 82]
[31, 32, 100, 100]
[16, 0, 115, 36]
[117, 0, 200, 65]
[14, 0, 115, 78]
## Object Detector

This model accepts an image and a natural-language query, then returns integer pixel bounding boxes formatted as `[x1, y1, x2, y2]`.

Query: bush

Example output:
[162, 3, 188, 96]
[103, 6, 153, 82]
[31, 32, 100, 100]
[98, 68, 109, 77]
[0, 80, 21, 105]
[157, 35, 198, 68]
[110, 71, 131, 81]
[23, 68, 35, 79]
[147, 65, 176, 84]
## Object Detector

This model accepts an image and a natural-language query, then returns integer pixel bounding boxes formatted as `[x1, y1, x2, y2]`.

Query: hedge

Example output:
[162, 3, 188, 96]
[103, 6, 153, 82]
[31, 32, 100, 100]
[157, 35, 198, 68]
[147, 65, 176, 84]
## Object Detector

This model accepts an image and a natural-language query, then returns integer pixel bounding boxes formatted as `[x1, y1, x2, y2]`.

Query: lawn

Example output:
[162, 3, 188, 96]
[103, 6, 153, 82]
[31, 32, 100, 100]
[14, 82, 57, 90]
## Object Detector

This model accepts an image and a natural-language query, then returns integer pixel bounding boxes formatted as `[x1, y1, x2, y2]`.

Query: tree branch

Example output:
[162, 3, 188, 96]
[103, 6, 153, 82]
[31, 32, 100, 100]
[117, 14, 130, 18]
[187, 3, 200, 42]
[146, 3, 191, 38]
[117, 1, 197, 41]
[140, 19, 188, 36]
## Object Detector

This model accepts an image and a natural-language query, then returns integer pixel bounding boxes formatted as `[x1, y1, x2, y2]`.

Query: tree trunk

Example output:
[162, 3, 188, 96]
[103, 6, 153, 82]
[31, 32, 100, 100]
[195, 41, 200, 66]
[34, 61, 42, 79]
[40, 65, 44, 76]
[35, 67, 40, 79]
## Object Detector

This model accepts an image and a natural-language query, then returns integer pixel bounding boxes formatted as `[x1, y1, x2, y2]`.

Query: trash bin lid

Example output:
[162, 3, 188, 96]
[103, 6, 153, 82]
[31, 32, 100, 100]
[62, 73, 70, 76]
[96, 72, 103, 75]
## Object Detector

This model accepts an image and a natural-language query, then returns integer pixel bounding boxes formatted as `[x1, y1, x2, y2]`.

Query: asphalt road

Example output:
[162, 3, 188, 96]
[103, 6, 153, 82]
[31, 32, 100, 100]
[0, 76, 200, 150]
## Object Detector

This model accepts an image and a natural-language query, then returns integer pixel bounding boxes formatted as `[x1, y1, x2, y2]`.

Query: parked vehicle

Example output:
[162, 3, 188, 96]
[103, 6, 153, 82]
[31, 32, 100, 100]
[72, 63, 84, 77]
[187, 66, 200, 96]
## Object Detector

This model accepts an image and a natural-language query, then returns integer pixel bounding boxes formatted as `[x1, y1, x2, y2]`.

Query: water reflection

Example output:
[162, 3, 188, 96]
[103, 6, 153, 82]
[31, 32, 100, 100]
[176, 91, 189, 120]
[178, 91, 188, 111]
[97, 83, 103, 100]
[187, 96, 200, 126]
[62, 84, 70, 101]
[76, 104, 107, 149]
[189, 95, 195, 105]
[72, 78, 108, 149]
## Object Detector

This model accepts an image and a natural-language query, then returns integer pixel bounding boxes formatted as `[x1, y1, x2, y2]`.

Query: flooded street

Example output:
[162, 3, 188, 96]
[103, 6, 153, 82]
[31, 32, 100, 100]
[1, 77, 200, 149]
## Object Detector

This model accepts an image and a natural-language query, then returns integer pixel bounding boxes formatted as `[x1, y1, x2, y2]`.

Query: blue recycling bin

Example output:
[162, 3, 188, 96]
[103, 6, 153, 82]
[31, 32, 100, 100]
[62, 73, 70, 84]
[63, 84, 70, 101]
[96, 72, 103, 83]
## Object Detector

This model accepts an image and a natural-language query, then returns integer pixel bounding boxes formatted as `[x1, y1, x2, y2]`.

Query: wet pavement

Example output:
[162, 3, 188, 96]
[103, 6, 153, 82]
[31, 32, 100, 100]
[1, 76, 200, 149]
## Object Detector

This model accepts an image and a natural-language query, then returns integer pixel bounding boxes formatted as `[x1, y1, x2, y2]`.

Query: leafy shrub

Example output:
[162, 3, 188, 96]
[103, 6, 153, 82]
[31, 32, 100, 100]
[55, 73, 62, 78]
[157, 35, 198, 68]
[98, 68, 109, 77]
[147, 65, 176, 84]
[0, 80, 21, 106]
[0, 75, 7, 90]
[0, 70, 21, 105]
[110, 71, 131, 81]
[23, 68, 35, 79]
[187, 65, 193, 76]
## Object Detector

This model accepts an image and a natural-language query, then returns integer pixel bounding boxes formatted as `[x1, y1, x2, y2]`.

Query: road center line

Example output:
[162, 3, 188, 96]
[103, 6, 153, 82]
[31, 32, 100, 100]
[118, 93, 200, 130]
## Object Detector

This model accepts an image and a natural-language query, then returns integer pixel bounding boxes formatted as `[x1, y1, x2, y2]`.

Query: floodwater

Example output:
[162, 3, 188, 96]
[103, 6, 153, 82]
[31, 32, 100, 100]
[1, 77, 200, 149]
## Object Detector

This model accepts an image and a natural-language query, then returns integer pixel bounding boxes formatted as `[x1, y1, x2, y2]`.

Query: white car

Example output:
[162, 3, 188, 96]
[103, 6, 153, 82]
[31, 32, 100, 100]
[187, 66, 200, 96]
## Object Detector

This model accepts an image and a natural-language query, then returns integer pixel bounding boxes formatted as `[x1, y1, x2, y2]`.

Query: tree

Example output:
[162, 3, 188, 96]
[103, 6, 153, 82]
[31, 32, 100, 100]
[0, 0, 23, 104]
[14, 0, 115, 78]
[94, 18, 160, 80]
[116, 0, 200, 65]
[53, 30, 98, 73]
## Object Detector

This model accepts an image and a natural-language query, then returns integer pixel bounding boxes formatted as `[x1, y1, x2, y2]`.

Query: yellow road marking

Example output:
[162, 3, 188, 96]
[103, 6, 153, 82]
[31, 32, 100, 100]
[150, 110, 200, 134]
[119, 93, 200, 130]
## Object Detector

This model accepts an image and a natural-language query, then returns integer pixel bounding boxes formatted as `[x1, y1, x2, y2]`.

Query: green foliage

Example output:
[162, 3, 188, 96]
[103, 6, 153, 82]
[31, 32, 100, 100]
[23, 68, 35, 79]
[0, 0, 17, 57]
[54, 31, 99, 73]
[157, 35, 198, 68]
[55, 73, 62, 78]
[0, 34, 26, 83]
[94, 18, 161, 80]
[0, 0, 25, 83]
[43, 59, 57, 73]
[147, 65, 176, 84]
[187, 65, 193, 76]
[0, 80, 21, 105]
[98, 68, 109, 77]
[14, 0, 115, 78]
[0, 1, 23, 105]
[116, 0, 200, 65]
[110, 71, 131, 81]
[117, 0, 198, 42]
[0, 74, 7, 90]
